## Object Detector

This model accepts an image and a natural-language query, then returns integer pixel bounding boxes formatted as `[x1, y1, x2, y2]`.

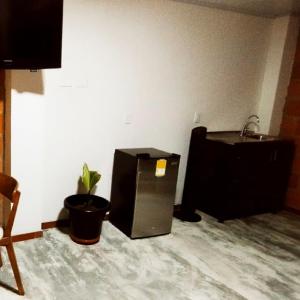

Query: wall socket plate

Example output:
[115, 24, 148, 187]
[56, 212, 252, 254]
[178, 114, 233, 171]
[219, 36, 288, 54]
[193, 112, 201, 123]
[124, 113, 133, 124]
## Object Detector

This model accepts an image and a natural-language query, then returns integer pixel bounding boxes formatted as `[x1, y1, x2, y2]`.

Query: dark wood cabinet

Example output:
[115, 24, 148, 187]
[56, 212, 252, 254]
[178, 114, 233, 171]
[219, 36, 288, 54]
[182, 130, 294, 222]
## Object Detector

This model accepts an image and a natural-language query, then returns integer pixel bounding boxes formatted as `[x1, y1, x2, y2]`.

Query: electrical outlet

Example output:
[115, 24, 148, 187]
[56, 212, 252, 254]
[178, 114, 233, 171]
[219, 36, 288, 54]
[193, 112, 201, 123]
[124, 113, 133, 125]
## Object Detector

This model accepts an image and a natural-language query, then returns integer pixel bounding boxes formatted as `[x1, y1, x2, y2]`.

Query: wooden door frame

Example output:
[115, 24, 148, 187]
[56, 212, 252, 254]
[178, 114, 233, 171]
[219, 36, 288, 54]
[0, 70, 11, 229]
[0, 70, 11, 175]
[3, 70, 11, 175]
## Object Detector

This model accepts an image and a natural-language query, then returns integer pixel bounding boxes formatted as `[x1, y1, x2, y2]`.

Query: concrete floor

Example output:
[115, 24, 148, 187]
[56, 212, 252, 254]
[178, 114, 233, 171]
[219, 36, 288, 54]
[0, 211, 300, 300]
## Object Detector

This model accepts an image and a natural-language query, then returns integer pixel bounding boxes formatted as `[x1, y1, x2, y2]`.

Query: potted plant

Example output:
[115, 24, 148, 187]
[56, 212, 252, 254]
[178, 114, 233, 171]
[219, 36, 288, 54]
[64, 163, 110, 245]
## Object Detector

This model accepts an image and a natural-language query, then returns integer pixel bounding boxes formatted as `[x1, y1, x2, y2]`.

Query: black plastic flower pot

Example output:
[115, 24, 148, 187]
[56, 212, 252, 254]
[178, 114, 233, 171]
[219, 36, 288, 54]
[64, 194, 110, 245]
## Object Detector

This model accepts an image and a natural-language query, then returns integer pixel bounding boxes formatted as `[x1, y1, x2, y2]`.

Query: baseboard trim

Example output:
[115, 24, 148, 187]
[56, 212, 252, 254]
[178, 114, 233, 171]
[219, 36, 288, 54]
[42, 213, 110, 230]
[41, 206, 186, 231]
[12, 231, 43, 243]
[9, 207, 299, 243]
[41, 219, 70, 230]
[285, 207, 300, 216]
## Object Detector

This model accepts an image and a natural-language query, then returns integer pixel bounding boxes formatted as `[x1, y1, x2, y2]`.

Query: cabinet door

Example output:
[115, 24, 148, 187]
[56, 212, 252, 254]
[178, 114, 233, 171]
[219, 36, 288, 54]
[263, 142, 294, 211]
[228, 142, 294, 217]
[225, 144, 266, 217]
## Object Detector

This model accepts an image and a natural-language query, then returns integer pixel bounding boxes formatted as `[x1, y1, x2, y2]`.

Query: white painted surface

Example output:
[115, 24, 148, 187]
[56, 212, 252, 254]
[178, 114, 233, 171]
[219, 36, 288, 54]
[174, 0, 300, 18]
[11, 0, 272, 234]
[270, 17, 300, 135]
[258, 17, 290, 133]
[258, 16, 299, 134]
[11, 89, 45, 234]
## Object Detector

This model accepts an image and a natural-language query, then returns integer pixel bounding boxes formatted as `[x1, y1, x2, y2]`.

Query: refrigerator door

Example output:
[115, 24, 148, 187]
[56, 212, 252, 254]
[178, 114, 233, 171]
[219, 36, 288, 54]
[131, 156, 179, 238]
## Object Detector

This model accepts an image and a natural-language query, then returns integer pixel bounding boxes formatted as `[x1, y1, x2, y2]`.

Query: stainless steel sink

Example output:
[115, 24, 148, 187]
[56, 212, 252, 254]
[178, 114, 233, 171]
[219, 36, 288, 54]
[206, 131, 280, 145]
[245, 133, 277, 141]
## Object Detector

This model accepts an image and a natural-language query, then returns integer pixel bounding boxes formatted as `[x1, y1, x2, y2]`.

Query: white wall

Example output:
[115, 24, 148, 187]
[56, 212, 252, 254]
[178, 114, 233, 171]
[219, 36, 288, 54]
[10, 0, 272, 234]
[269, 17, 299, 135]
[258, 16, 299, 134]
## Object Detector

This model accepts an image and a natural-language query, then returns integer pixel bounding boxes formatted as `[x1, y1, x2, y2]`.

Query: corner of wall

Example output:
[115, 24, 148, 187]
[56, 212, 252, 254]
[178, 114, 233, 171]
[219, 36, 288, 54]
[269, 16, 300, 135]
[4, 70, 11, 175]
[258, 15, 300, 135]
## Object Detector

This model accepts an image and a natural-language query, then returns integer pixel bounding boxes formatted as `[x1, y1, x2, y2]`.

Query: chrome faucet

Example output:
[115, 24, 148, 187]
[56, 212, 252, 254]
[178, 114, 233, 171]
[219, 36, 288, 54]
[240, 115, 260, 137]
[247, 115, 260, 123]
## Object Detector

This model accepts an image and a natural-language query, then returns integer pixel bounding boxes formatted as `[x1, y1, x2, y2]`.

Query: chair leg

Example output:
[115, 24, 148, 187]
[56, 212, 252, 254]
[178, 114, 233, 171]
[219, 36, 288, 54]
[0, 248, 3, 267]
[6, 242, 25, 295]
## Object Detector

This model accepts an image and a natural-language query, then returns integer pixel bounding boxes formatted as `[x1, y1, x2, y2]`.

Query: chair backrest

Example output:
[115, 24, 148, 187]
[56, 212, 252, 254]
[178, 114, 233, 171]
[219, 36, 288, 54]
[0, 173, 20, 236]
[0, 173, 25, 296]
[0, 173, 18, 202]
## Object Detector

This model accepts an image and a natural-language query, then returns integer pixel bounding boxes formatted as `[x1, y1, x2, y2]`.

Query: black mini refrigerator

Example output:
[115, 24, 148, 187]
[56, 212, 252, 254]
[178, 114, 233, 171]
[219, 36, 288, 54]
[109, 148, 180, 239]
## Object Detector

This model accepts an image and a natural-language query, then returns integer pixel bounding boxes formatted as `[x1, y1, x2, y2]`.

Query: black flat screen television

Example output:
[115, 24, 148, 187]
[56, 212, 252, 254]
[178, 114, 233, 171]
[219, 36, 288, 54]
[0, 0, 63, 69]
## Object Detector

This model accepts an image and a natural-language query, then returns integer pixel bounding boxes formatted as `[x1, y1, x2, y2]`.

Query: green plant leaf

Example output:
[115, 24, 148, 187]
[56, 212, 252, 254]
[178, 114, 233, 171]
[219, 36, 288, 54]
[81, 163, 101, 194]
[82, 163, 90, 193]
[89, 171, 101, 192]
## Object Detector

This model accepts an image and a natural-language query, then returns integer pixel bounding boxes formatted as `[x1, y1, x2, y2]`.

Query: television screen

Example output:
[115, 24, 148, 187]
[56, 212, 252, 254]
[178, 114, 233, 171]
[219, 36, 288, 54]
[0, 0, 63, 69]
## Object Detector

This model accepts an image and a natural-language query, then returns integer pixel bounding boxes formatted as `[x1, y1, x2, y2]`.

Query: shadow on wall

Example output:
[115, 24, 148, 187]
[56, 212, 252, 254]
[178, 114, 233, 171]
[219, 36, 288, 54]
[11, 70, 44, 94]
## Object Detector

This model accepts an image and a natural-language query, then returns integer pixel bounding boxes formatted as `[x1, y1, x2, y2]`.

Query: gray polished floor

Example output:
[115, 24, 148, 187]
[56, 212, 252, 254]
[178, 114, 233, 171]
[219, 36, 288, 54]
[0, 211, 300, 300]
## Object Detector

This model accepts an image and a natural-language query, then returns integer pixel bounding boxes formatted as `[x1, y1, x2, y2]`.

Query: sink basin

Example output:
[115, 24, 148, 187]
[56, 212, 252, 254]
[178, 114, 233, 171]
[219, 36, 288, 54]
[206, 131, 280, 145]
[245, 133, 276, 141]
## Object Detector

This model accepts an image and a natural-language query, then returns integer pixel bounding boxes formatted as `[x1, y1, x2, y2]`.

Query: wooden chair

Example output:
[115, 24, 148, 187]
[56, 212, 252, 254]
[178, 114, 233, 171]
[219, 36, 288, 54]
[0, 173, 25, 295]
